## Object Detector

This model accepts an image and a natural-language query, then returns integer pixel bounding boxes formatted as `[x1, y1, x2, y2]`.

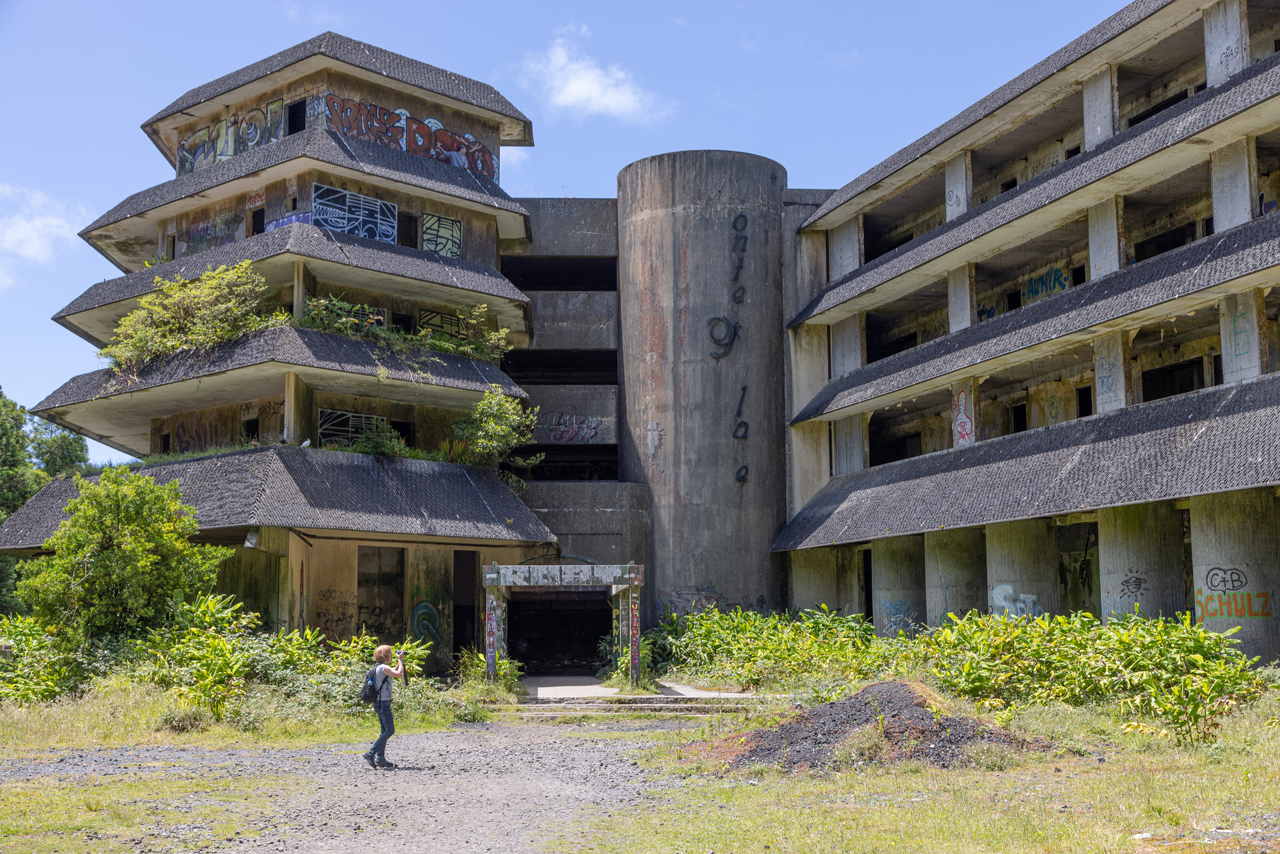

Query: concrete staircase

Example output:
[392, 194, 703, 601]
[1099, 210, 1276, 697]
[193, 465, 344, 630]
[497, 694, 759, 719]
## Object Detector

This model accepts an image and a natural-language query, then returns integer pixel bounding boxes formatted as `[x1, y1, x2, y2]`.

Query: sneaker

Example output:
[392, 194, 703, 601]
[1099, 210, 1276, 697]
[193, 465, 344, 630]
[375, 758, 396, 769]
[362, 752, 377, 769]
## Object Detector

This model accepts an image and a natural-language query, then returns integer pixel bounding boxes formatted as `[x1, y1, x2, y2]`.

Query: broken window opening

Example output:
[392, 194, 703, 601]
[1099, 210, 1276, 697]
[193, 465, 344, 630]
[397, 212, 419, 249]
[1141, 357, 1206, 403]
[287, 100, 307, 136]
[1005, 290, 1023, 313]
[1076, 385, 1094, 418]
[1009, 402, 1028, 433]
[242, 418, 260, 442]
[1134, 222, 1196, 263]
[249, 208, 265, 237]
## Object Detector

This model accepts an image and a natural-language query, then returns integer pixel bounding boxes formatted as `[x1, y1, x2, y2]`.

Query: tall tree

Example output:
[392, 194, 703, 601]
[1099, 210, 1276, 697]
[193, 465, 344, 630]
[27, 418, 89, 480]
[0, 386, 48, 614]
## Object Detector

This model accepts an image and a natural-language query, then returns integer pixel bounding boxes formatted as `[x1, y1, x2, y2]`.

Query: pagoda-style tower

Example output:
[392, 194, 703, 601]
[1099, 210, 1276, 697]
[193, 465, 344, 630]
[0, 34, 555, 672]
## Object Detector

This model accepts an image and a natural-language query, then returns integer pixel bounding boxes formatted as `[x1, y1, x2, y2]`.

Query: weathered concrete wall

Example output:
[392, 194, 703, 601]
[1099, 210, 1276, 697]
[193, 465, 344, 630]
[987, 519, 1060, 617]
[618, 151, 788, 621]
[1191, 488, 1280, 663]
[526, 385, 618, 445]
[503, 198, 618, 257]
[520, 481, 650, 569]
[924, 528, 986, 624]
[872, 535, 926, 636]
[151, 395, 284, 455]
[789, 544, 863, 616]
[527, 291, 618, 350]
[1098, 502, 1186, 620]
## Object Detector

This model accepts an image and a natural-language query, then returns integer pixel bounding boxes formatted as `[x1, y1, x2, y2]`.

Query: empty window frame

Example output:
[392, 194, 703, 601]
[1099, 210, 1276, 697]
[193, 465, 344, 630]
[1134, 222, 1196, 263]
[397, 211, 420, 249]
[287, 100, 307, 135]
[1005, 290, 1023, 312]
[1000, 178, 1018, 195]
[318, 409, 386, 447]
[250, 207, 266, 237]
[1141, 357, 1206, 403]
[1009, 402, 1028, 433]
[1076, 385, 1094, 418]
[1128, 90, 1188, 129]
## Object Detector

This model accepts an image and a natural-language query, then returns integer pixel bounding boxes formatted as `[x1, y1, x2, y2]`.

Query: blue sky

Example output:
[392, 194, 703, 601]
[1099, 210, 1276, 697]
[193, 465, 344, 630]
[0, 0, 1126, 463]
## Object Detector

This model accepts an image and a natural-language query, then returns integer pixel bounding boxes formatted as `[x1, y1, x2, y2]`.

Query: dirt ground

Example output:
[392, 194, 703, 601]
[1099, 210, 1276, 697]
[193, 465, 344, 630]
[1, 720, 689, 853]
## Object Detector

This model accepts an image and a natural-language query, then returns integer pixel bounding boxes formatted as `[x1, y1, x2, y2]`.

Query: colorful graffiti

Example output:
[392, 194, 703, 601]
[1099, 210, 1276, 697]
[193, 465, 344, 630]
[265, 212, 313, 232]
[881, 600, 917, 634]
[411, 600, 443, 646]
[178, 99, 285, 176]
[952, 389, 974, 445]
[312, 184, 397, 243]
[540, 407, 600, 443]
[325, 94, 496, 180]
[186, 207, 240, 256]
[656, 585, 765, 619]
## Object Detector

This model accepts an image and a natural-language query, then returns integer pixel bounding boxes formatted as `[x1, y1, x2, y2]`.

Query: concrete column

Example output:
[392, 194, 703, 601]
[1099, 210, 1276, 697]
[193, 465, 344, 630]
[1088, 196, 1125, 278]
[947, 263, 977, 332]
[284, 371, 315, 446]
[945, 152, 973, 222]
[1191, 488, 1280, 663]
[987, 519, 1060, 618]
[872, 535, 926, 636]
[1083, 64, 1119, 152]
[1093, 331, 1133, 413]
[786, 229, 833, 518]
[1210, 137, 1258, 231]
[292, 261, 309, 321]
[1098, 502, 1186, 621]
[832, 413, 868, 475]
[950, 378, 979, 447]
[1218, 288, 1269, 383]
[829, 215, 864, 280]
[925, 528, 987, 625]
[1204, 0, 1251, 88]
[830, 312, 866, 378]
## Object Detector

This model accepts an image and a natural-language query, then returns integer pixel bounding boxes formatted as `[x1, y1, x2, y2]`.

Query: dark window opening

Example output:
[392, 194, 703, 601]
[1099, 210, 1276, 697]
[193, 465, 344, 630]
[1000, 178, 1018, 195]
[1065, 145, 1082, 160]
[501, 349, 618, 385]
[861, 550, 873, 620]
[867, 332, 916, 364]
[452, 551, 479, 664]
[500, 256, 618, 291]
[508, 592, 612, 675]
[160, 433, 171, 454]
[868, 231, 913, 262]
[869, 432, 921, 467]
[1128, 90, 1188, 129]
[1195, 81, 1208, 94]
[242, 418, 260, 441]
[389, 419, 414, 445]
[1010, 403, 1028, 433]
[514, 444, 619, 481]
[357, 546, 406, 645]
[1134, 221, 1196, 263]
[290, 197, 298, 212]
[1005, 290, 1023, 312]
[397, 212, 419, 249]
[250, 208, 265, 237]
[1213, 353, 1223, 386]
[165, 233, 175, 262]
[1076, 386, 1094, 418]
[391, 312, 414, 334]
[1203, 216, 1214, 236]
[287, 100, 307, 136]
[1142, 357, 1206, 403]
[1071, 264, 1087, 286]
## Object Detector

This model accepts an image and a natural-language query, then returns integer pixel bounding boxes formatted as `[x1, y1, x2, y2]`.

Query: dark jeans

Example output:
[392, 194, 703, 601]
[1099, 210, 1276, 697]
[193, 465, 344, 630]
[370, 699, 395, 759]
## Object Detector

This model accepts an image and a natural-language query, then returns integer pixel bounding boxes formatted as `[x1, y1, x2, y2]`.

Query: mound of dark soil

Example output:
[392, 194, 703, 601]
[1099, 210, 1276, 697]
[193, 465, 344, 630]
[732, 681, 1046, 771]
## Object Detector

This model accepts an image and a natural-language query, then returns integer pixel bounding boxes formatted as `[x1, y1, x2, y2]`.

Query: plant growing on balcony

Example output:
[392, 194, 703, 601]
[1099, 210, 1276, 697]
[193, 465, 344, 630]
[299, 297, 511, 364]
[100, 261, 289, 378]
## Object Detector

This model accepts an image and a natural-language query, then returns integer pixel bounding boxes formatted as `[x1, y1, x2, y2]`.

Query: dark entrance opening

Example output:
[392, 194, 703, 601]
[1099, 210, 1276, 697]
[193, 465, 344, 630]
[357, 546, 405, 644]
[507, 590, 611, 675]
[453, 550, 478, 655]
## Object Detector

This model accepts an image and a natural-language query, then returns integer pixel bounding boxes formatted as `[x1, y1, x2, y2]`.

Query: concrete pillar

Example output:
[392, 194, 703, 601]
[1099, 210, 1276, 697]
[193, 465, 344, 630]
[786, 229, 832, 517]
[1083, 64, 1119, 152]
[947, 263, 977, 332]
[829, 215, 863, 280]
[945, 152, 973, 222]
[872, 535, 926, 636]
[832, 413, 868, 475]
[283, 371, 315, 446]
[950, 378, 979, 447]
[987, 519, 1060, 618]
[1093, 331, 1133, 413]
[1088, 196, 1125, 278]
[789, 544, 863, 616]
[1098, 502, 1186, 621]
[1218, 288, 1268, 383]
[1191, 489, 1280, 663]
[1204, 0, 1250, 89]
[618, 151, 787, 617]
[925, 528, 987, 625]
[830, 312, 866, 378]
[1210, 137, 1258, 231]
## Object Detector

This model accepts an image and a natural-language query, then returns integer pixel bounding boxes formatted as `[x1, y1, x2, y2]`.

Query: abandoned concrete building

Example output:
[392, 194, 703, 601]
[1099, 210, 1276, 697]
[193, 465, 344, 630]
[4, 0, 1280, 668]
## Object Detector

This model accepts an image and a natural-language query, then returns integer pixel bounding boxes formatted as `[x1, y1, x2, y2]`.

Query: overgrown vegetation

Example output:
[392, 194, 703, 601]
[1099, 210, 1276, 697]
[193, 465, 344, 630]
[300, 296, 511, 364]
[100, 261, 289, 378]
[654, 607, 1266, 745]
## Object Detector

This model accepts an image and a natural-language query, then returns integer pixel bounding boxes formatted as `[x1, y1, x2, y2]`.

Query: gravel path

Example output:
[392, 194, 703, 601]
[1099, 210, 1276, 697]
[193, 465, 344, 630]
[2, 720, 688, 853]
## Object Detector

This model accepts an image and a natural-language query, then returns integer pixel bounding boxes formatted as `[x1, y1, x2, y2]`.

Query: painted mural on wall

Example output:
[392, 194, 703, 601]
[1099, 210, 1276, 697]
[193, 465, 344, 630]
[318, 408, 386, 447]
[656, 585, 767, 619]
[422, 214, 463, 258]
[265, 212, 313, 232]
[186, 207, 240, 256]
[324, 94, 497, 180]
[177, 99, 285, 176]
[312, 184, 397, 244]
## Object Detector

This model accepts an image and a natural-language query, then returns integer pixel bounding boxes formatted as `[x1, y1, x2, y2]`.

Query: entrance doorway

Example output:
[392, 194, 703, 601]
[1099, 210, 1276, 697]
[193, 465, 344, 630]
[357, 546, 405, 644]
[508, 590, 612, 675]
[453, 550, 479, 654]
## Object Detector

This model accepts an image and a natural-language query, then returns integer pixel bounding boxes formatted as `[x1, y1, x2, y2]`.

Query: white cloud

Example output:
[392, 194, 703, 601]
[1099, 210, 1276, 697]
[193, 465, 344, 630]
[279, 0, 343, 27]
[553, 23, 592, 37]
[0, 186, 83, 289]
[521, 38, 671, 123]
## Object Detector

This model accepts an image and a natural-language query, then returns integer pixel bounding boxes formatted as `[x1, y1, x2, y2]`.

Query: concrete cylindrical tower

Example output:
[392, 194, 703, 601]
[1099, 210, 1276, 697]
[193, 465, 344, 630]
[618, 151, 787, 622]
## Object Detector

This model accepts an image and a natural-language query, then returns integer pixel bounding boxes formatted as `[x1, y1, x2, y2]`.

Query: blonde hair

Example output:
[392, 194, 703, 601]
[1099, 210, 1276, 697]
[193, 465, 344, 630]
[374, 644, 394, 664]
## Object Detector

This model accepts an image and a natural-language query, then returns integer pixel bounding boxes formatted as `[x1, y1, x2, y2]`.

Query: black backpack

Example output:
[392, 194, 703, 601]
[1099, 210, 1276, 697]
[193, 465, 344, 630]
[359, 666, 388, 704]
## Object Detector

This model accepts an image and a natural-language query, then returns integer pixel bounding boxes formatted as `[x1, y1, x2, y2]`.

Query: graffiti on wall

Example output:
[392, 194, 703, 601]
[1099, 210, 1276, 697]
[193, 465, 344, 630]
[538, 406, 600, 443]
[1195, 567, 1274, 621]
[410, 600, 443, 646]
[1025, 265, 1070, 303]
[318, 409, 386, 447]
[314, 588, 357, 638]
[178, 99, 285, 176]
[312, 184, 398, 243]
[991, 584, 1046, 617]
[325, 94, 497, 180]
[952, 389, 974, 445]
[656, 585, 766, 619]
[422, 214, 463, 258]
[881, 600, 917, 634]
[186, 207, 240, 256]
[265, 212, 313, 232]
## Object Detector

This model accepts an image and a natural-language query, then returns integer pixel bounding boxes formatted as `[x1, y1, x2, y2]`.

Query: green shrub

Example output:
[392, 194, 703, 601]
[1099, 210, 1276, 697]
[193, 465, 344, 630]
[100, 261, 289, 376]
[0, 614, 73, 703]
[454, 648, 524, 700]
[300, 297, 511, 364]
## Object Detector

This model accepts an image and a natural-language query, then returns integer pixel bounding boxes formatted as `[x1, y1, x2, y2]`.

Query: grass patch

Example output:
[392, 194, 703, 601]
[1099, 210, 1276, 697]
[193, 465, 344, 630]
[0, 771, 293, 853]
